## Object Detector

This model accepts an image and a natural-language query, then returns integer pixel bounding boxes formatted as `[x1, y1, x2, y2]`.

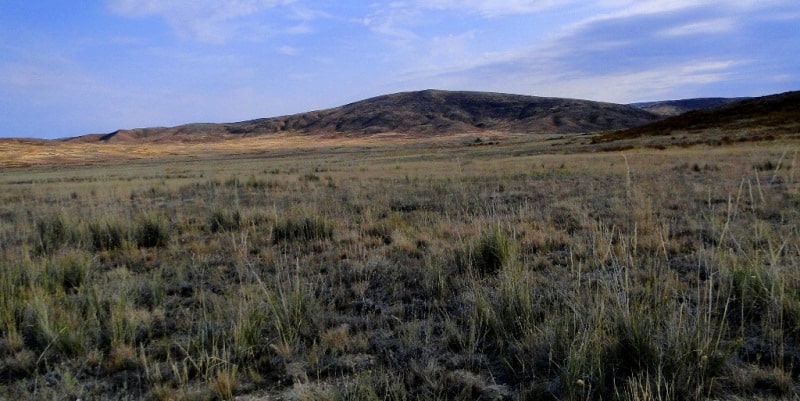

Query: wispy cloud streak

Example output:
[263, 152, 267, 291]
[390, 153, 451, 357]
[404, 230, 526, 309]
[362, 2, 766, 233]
[108, 0, 297, 42]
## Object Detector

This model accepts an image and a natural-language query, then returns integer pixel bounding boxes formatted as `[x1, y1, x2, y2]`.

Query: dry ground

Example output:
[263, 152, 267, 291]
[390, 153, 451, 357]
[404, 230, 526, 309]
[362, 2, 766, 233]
[1, 134, 799, 400]
[0, 133, 488, 168]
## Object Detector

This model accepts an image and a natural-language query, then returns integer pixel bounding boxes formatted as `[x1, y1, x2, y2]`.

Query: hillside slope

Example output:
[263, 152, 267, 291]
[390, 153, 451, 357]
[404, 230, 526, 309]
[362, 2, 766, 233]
[630, 97, 749, 117]
[83, 90, 660, 143]
[594, 90, 800, 144]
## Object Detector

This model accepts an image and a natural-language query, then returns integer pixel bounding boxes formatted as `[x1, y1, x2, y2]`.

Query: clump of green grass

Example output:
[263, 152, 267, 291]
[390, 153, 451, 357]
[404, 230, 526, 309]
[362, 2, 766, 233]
[230, 286, 271, 363]
[300, 173, 320, 182]
[208, 208, 241, 233]
[456, 227, 516, 275]
[47, 252, 90, 293]
[272, 216, 334, 243]
[88, 216, 127, 251]
[134, 214, 170, 248]
[21, 288, 93, 359]
[33, 213, 78, 254]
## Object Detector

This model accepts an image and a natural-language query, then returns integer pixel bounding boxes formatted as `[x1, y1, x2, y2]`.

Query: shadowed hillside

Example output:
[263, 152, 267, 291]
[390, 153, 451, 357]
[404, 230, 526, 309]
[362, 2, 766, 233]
[82, 90, 660, 143]
[630, 97, 749, 117]
[595, 90, 800, 145]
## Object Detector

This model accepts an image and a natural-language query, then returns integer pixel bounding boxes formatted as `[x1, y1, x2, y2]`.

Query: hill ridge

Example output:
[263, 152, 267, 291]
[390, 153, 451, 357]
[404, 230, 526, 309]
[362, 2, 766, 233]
[630, 97, 750, 117]
[594, 90, 800, 144]
[83, 89, 661, 144]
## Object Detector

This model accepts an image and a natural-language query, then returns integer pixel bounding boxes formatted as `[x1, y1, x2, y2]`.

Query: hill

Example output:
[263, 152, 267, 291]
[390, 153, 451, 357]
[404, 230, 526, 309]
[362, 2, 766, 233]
[629, 97, 749, 117]
[594, 91, 800, 145]
[80, 90, 660, 143]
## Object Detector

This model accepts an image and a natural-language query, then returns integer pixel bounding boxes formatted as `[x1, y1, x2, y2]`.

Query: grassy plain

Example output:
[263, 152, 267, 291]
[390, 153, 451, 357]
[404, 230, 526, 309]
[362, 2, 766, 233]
[1, 135, 799, 400]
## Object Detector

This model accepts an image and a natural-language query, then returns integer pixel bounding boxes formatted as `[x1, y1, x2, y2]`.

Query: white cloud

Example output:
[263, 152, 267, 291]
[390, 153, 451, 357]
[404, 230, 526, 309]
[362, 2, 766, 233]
[415, 0, 576, 17]
[449, 58, 738, 103]
[360, 6, 420, 44]
[0, 62, 71, 90]
[287, 4, 331, 21]
[595, 0, 706, 16]
[278, 45, 299, 55]
[109, 0, 295, 19]
[107, 0, 296, 43]
[546, 60, 740, 102]
[288, 72, 313, 81]
[427, 32, 476, 59]
[286, 23, 314, 34]
[361, 0, 575, 47]
[658, 18, 735, 37]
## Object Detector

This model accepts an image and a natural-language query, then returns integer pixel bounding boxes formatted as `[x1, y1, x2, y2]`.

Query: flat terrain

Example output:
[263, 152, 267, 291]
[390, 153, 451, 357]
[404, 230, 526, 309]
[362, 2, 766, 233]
[1, 132, 800, 400]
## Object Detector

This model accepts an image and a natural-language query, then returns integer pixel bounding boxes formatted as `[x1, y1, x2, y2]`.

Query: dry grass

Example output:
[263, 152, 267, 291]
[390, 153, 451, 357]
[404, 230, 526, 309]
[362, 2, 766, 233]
[1, 135, 799, 400]
[0, 132, 498, 168]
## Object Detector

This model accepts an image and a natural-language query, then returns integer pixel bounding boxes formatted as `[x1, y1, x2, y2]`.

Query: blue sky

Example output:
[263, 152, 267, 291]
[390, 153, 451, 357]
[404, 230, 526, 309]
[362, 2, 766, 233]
[1, 1, 798, 139]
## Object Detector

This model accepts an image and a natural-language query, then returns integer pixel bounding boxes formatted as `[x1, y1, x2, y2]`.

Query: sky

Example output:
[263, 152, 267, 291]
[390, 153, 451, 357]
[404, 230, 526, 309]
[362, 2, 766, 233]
[1, 1, 798, 139]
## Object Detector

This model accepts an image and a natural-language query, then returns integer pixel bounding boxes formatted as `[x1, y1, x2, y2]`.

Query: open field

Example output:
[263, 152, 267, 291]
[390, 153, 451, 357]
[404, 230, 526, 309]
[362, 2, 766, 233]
[0, 133, 488, 168]
[1, 136, 800, 400]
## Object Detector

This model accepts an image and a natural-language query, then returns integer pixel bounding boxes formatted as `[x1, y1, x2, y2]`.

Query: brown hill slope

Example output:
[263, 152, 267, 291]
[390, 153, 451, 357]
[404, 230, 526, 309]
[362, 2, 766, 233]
[629, 97, 749, 117]
[83, 90, 660, 143]
[594, 91, 800, 144]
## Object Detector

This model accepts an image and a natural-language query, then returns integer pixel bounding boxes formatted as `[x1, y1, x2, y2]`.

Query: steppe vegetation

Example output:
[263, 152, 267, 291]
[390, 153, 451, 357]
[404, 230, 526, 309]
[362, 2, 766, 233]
[1, 138, 799, 400]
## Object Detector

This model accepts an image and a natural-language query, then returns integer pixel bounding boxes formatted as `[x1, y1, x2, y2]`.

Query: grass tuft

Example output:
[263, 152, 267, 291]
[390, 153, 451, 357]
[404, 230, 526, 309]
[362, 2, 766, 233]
[33, 213, 76, 254]
[208, 208, 241, 233]
[88, 216, 127, 251]
[134, 214, 171, 248]
[272, 216, 334, 243]
[457, 227, 517, 275]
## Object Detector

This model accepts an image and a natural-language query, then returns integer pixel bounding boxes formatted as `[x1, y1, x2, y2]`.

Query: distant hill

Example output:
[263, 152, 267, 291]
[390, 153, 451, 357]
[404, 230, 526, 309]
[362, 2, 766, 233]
[595, 91, 800, 144]
[629, 97, 749, 117]
[74, 90, 660, 143]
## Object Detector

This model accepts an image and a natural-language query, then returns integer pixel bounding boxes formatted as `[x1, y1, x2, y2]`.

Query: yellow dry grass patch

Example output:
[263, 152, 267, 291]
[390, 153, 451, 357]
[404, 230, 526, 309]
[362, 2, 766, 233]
[0, 132, 490, 168]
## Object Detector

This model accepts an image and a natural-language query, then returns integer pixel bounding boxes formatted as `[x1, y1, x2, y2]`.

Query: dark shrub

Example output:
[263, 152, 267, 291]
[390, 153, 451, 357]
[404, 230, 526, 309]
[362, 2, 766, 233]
[88, 217, 126, 251]
[135, 215, 170, 248]
[273, 216, 334, 243]
[208, 209, 241, 233]
[456, 228, 516, 276]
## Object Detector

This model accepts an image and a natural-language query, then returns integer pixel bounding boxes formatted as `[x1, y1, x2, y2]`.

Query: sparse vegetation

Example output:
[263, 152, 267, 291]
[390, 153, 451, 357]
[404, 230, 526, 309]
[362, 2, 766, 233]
[1, 137, 799, 400]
